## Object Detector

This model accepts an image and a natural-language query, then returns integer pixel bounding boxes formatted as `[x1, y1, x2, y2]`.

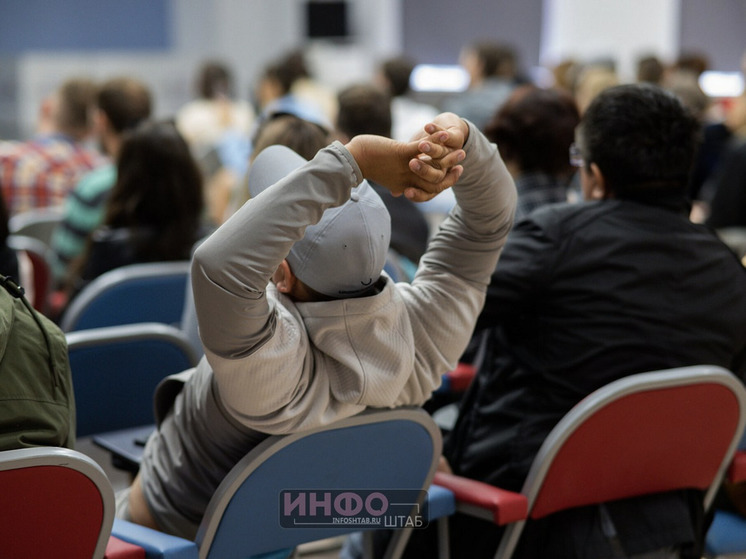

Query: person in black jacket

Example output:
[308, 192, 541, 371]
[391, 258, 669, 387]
[440, 84, 746, 559]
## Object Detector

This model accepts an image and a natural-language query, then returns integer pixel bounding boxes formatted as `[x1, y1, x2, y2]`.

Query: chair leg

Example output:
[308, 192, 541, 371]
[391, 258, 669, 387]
[437, 517, 450, 559]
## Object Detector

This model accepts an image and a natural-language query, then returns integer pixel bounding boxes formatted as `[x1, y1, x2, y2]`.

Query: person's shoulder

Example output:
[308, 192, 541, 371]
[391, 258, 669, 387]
[74, 164, 116, 198]
[517, 200, 613, 240]
[526, 200, 604, 225]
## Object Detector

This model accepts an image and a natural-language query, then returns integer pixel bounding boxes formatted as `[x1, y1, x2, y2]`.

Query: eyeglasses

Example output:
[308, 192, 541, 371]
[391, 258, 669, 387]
[569, 143, 585, 168]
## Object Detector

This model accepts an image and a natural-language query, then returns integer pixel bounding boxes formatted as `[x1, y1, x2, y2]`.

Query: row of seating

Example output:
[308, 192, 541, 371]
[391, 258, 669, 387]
[28, 362, 744, 559]
[1, 407, 451, 559]
[8, 213, 746, 557]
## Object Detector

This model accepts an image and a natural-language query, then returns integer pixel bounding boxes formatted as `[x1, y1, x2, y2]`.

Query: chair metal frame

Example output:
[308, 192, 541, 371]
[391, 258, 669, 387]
[66, 322, 198, 440]
[113, 407, 447, 559]
[6, 233, 55, 313]
[434, 365, 746, 559]
[8, 205, 65, 248]
[60, 261, 191, 332]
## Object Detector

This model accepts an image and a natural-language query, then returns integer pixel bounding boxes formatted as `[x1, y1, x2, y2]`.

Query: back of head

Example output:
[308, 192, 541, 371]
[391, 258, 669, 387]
[637, 55, 665, 85]
[674, 52, 709, 77]
[197, 61, 233, 99]
[249, 145, 391, 299]
[576, 83, 700, 199]
[472, 41, 517, 79]
[109, 120, 203, 234]
[251, 114, 330, 163]
[97, 77, 153, 134]
[485, 85, 579, 177]
[575, 66, 619, 113]
[55, 77, 97, 140]
[665, 70, 710, 122]
[381, 56, 416, 97]
[336, 83, 392, 139]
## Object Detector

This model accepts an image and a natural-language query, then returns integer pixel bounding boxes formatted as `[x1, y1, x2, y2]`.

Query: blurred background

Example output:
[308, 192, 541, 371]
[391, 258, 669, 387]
[1, 0, 745, 140]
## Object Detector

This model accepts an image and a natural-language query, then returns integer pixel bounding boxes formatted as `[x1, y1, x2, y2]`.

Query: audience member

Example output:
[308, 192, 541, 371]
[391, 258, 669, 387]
[425, 84, 746, 559]
[637, 54, 666, 86]
[176, 60, 255, 158]
[0, 272, 75, 451]
[672, 51, 709, 80]
[574, 65, 619, 114]
[227, 113, 332, 215]
[280, 49, 338, 125]
[704, 139, 746, 230]
[441, 40, 520, 130]
[114, 113, 517, 540]
[50, 76, 152, 284]
[335, 83, 431, 268]
[0, 77, 104, 215]
[254, 55, 331, 129]
[725, 50, 746, 139]
[377, 55, 439, 142]
[483, 85, 580, 220]
[0, 184, 18, 280]
[663, 70, 728, 212]
[62, 120, 208, 305]
[176, 61, 255, 227]
[550, 58, 582, 95]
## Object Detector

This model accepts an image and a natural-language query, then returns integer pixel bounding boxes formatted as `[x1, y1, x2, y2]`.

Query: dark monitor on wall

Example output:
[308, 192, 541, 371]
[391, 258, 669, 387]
[305, 1, 350, 40]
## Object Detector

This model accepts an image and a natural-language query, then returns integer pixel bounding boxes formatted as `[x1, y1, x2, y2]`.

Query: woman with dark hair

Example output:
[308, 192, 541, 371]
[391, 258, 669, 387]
[64, 120, 208, 301]
[484, 85, 580, 220]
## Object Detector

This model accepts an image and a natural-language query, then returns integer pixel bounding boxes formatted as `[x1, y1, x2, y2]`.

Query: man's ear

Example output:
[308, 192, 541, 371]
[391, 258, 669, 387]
[583, 162, 609, 200]
[272, 259, 296, 294]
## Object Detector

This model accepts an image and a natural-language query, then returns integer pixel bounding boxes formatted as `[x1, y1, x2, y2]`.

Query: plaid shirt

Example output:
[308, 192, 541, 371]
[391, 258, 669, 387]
[0, 134, 105, 216]
[514, 171, 572, 221]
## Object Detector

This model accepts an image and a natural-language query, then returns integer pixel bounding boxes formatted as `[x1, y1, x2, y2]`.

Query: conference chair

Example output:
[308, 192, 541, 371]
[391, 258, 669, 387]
[704, 449, 746, 557]
[432, 365, 746, 559]
[60, 261, 191, 332]
[7, 234, 54, 313]
[0, 446, 115, 559]
[67, 322, 198, 442]
[8, 205, 65, 248]
[111, 407, 454, 559]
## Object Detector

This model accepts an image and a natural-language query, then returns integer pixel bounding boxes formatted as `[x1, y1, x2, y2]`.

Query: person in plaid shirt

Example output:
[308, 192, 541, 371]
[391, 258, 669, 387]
[0, 77, 106, 216]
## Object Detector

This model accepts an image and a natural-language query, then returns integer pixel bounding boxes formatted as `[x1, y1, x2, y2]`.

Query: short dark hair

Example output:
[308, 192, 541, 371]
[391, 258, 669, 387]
[576, 84, 701, 197]
[97, 77, 152, 133]
[336, 83, 392, 139]
[484, 85, 579, 176]
[196, 61, 233, 99]
[251, 114, 330, 162]
[381, 56, 416, 97]
[637, 55, 665, 85]
[471, 41, 517, 78]
[56, 77, 97, 138]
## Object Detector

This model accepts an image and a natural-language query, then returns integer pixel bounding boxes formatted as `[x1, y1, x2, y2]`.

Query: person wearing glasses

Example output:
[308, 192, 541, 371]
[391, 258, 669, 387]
[433, 84, 746, 559]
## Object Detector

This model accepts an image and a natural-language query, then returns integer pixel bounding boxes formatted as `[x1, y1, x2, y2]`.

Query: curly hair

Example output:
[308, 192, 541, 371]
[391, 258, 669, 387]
[484, 85, 579, 177]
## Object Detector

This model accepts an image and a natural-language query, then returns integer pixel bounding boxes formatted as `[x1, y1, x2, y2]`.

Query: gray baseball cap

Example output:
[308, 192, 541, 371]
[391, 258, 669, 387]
[248, 144, 391, 298]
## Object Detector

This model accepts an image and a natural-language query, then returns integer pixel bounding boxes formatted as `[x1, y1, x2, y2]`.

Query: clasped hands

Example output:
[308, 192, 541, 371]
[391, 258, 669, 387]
[346, 112, 468, 202]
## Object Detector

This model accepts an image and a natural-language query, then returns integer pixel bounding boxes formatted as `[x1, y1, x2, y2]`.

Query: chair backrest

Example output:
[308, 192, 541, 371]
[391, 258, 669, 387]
[0, 446, 115, 559]
[7, 234, 54, 313]
[60, 261, 191, 332]
[67, 322, 198, 437]
[496, 365, 746, 559]
[195, 407, 442, 559]
[9, 206, 65, 247]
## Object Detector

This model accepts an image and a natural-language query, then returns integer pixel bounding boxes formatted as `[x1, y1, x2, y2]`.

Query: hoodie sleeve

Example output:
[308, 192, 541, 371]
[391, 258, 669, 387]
[393, 120, 517, 404]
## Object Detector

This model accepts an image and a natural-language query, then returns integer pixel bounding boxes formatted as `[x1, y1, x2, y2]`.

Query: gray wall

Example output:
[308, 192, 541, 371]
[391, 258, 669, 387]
[679, 0, 746, 72]
[402, 0, 543, 74]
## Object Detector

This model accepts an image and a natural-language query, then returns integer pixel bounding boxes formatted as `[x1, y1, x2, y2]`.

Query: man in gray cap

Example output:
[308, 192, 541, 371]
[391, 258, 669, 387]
[119, 112, 517, 538]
